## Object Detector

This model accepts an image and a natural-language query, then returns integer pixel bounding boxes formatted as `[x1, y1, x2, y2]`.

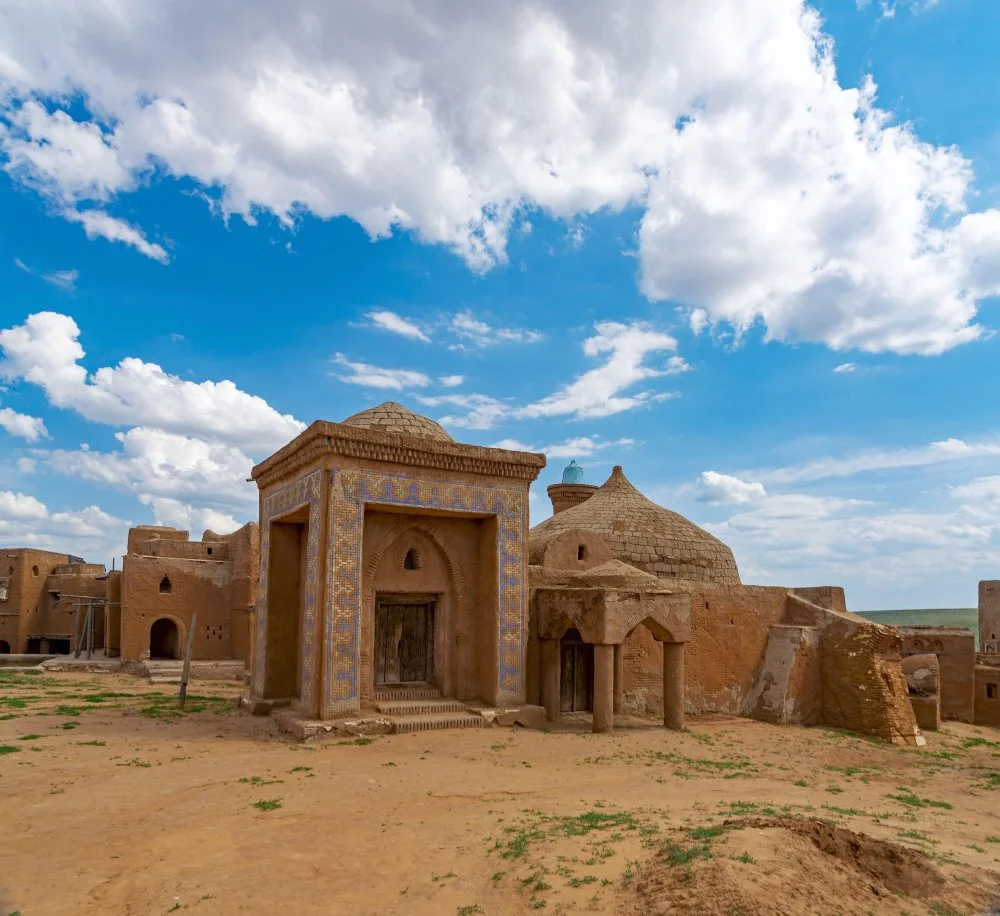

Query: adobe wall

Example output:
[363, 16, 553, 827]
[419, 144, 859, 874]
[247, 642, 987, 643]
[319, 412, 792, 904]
[226, 523, 259, 666]
[974, 657, 1000, 728]
[127, 526, 187, 554]
[42, 565, 108, 650]
[618, 584, 788, 718]
[105, 570, 122, 657]
[821, 617, 922, 746]
[979, 581, 1000, 654]
[897, 626, 975, 723]
[0, 549, 85, 652]
[121, 554, 233, 662]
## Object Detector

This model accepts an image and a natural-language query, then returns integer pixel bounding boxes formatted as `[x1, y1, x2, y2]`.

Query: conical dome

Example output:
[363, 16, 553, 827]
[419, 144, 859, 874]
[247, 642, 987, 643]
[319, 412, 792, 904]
[342, 401, 454, 442]
[530, 466, 741, 585]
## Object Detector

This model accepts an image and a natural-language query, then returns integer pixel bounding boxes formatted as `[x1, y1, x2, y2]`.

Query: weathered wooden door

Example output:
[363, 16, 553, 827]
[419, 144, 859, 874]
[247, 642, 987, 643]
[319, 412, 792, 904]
[375, 599, 435, 685]
[560, 631, 593, 712]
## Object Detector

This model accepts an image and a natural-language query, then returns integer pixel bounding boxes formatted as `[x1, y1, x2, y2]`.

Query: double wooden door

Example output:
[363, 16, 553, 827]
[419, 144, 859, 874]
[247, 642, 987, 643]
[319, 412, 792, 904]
[560, 632, 593, 712]
[375, 598, 435, 685]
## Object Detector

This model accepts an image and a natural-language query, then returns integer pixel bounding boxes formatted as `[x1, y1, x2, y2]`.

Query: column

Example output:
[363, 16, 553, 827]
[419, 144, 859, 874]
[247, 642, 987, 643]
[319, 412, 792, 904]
[613, 643, 624, 715]
[592, 643, 615, 733]
[662, 641, 685, 730]
[540, 638, 561, 723]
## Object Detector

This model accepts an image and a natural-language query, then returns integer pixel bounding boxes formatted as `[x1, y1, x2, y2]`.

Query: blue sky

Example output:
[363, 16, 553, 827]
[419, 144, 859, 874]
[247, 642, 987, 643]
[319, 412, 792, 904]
[1, 0, 999, 609]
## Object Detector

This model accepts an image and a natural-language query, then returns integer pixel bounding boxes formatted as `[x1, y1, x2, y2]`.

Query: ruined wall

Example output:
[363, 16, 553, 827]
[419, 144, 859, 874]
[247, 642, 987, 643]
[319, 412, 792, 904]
[821, 617, 922, 746]
[619, 584, 788, 718]
[121, 554, 233, 662]
[127, 526, 187, 554]
[975, 657, 1000, 727]
[742, 624, 822, 726]
[979, 581, 1000, 654]
[897, 627, 975, 723]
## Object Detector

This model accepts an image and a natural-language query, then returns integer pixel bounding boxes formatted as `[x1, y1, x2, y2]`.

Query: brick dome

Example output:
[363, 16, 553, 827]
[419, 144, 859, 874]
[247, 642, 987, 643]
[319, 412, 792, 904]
[341, 401, 454, 442]
[530, 465, 741, 585]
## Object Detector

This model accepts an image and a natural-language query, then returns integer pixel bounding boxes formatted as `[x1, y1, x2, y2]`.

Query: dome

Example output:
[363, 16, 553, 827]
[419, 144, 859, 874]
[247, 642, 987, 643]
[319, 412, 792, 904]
[561, 460, 586, 484]
[530, 465, 741, 585]
[341, 402, 454, 442]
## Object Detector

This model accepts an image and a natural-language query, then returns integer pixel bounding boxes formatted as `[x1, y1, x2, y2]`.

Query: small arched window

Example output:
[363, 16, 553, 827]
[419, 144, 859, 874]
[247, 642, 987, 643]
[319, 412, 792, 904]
[31, 565, 39, 578]
[403, 548, 420, 571]
[159, 575, 172, 594]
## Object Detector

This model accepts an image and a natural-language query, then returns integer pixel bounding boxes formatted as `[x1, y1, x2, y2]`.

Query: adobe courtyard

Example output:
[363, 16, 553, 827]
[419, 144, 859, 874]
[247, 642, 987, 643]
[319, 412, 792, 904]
[2, 670, 1000, 915]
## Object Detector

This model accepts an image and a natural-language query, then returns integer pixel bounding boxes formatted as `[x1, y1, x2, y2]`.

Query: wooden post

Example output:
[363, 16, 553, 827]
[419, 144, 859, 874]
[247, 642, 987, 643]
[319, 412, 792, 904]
[73, 603, 85, 659]
[86, 600, 94, 660]
[179, 613, 198, 709]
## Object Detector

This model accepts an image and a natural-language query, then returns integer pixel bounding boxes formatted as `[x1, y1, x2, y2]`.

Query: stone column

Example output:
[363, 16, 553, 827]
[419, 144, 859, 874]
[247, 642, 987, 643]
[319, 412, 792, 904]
[613, 644, 624, 715]
[662, 642, 685, 730]
[540, 638, 561, 723]
[593, 644, 615, 733]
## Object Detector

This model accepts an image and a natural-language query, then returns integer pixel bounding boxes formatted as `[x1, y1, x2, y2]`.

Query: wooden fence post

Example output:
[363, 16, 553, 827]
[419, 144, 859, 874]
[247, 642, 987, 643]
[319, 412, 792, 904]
[178, 613, 198, 709]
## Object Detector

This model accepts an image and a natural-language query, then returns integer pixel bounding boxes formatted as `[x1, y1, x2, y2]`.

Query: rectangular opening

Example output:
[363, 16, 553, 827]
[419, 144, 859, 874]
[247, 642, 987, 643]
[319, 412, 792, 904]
[988, 683, 998, 700]
[375, 595, 435, 685]
[263, 515, 307, 699]
[560, 630, 593, 712]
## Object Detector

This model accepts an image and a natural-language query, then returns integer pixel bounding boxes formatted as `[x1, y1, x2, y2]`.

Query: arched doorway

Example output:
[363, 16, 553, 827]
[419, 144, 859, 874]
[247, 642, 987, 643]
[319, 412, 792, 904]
[0, 640, 10, 654]
[149, 618, 181, 659]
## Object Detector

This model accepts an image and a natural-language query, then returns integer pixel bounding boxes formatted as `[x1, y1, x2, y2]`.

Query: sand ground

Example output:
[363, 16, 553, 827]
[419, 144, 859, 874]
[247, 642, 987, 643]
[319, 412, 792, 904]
[2, 670, 1000, 915]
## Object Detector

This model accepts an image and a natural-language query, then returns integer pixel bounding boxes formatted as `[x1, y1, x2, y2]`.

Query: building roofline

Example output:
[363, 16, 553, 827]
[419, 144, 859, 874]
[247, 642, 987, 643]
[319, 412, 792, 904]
[251, 420, 546, 487]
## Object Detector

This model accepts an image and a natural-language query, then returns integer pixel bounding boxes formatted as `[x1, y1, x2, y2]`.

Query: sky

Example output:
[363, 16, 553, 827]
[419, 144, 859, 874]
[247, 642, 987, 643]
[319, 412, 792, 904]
[1, 0, 1000, 610]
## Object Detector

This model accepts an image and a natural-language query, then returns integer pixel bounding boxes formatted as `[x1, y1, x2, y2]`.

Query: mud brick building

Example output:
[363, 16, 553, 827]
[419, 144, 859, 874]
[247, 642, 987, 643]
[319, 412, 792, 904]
[247, 402, 545, 720]
[120, 523, 258, 663]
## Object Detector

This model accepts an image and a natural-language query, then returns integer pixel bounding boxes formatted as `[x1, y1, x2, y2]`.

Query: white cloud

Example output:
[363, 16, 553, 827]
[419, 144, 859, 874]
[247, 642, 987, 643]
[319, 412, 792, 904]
[833, 362, 857, 373]
[366, 310, 431, 343]
[0, 489, 129, 563]
[697, 471, 767, 505]
[0, 312, 304, 453]
[332, 353, 431, 390]
[0, 403, 48, 441]
[46, 427, 256, 517]
[492, 435, 633, 460]
[756, 436, 1000, 486]
[448, 311, 543, 350]
[1, 4, 998, 352]
[665, 356, 691, 376]
[16, 457, 36, 473]
[63, 209, 169, 263]
[138, 495, 240, 536]
[438, 374, 464, 388]
[14, 257, 78, 291]
[515, 321, 679, 421]
[421, 320, 681, 429]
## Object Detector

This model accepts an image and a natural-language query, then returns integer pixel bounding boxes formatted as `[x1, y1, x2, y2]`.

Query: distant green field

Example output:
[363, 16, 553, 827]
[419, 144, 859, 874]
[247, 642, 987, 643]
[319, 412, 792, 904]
[857, 608, 979, 649]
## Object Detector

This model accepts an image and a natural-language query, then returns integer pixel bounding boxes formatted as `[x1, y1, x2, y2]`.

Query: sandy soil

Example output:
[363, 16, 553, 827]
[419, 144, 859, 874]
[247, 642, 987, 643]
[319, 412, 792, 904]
[2, 670, 1000, 916]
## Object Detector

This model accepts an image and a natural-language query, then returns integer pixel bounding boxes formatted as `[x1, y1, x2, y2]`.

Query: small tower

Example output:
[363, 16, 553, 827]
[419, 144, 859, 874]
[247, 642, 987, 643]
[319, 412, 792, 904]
[547, 460, 599, 515]
[980, 581, 1000, 654]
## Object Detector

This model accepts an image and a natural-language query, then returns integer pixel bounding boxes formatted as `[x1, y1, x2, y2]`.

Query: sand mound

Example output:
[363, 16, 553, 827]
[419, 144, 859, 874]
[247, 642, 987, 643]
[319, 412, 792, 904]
[627, 817, 999, 916]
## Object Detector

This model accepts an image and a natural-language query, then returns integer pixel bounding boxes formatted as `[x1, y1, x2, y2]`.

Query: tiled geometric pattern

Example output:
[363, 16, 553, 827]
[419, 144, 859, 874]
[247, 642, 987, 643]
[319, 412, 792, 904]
[324, 468, 526, 717]
[254, 469, 322, 712]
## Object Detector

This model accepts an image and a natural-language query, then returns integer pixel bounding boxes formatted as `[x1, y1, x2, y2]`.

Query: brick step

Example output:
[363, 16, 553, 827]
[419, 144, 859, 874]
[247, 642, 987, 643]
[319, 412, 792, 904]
[375, 699, 467, 716]
[374, 686, 442, 702]
[391, 712, 484, 734]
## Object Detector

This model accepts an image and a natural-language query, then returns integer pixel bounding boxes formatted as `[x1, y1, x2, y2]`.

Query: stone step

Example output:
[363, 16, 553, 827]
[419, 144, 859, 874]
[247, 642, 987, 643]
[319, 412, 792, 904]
[149, 675, 182, 685]
[374, 686, 442, 702]
[375, 698, 467, 716]
[391, 711, 485, 734]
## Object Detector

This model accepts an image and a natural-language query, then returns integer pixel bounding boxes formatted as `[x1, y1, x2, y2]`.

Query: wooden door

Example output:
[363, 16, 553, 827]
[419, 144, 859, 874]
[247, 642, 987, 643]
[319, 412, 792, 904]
[560, 634, 593, 712]
[375, 599, 435, 685]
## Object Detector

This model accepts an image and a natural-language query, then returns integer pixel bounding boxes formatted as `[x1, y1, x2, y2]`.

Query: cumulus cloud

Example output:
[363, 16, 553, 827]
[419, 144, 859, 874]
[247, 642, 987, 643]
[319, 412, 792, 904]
[492, 435, 634, 460]
[0, 403, 48, 441]
[366, 310, 431, 343]
[697, 471, 767, 505]
[0, 3, 997, 352]
[333, 353, 431, 390]
[0, 312, 304, 453]
[438, 374, 464, 388]
[0, 489, 129, 563]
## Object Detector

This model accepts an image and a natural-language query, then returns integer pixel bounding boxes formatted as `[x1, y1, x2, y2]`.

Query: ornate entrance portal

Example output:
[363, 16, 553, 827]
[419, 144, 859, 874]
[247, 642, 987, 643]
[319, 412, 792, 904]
[375, 596, 435, 685]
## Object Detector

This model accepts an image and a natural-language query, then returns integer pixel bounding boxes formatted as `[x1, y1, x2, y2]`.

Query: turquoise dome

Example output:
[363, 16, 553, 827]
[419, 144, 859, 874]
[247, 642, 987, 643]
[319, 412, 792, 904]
[561, 460, 585, 484]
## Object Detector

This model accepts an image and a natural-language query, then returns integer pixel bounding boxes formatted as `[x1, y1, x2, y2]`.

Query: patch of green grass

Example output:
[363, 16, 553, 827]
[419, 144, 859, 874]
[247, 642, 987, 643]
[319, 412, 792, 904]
[794, 779, 808, 787]
[661, 840, 711, 866]
[963, 737, 1000, 750]
[116, 757, 152, 768]
[17, 734, 44, 741]
[75, 740, 106, 747]
[289, 766, 312, 773]
[0, 744, 21, 755]
[252, 799, 282, 812]
[53, 705, 82, 716]
[567, 875, 597, 887]
[336, 736, 374, 746]
[986, 835, 1000, 844]
[979, 772, 1000, 791]
[491, 871, 506, 882]
[555, 810, 639, 837]
[457, 906, 484, 916]
[898, 830, 939, 846]
[735, 851, 755, 864]
[239, 776, 283, 786]
[1, 697, 27, 708]
[687, 823, 742, 841]
[885, 789, 953, 810]
[60, 721, 79, 729]
[825, 785, 845, 795]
